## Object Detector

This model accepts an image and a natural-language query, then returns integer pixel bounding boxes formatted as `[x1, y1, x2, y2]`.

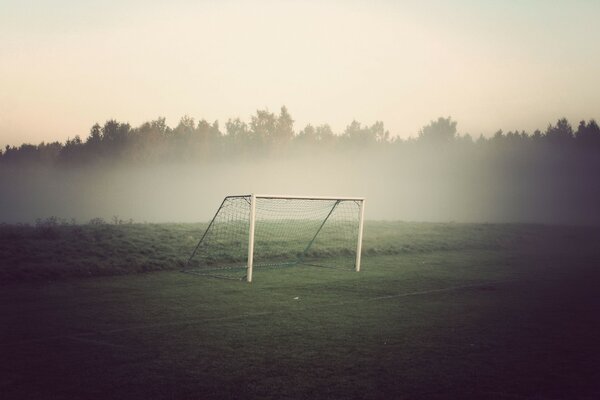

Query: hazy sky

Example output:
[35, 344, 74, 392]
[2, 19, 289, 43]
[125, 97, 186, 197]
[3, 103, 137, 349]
[1, 0, 599, 147]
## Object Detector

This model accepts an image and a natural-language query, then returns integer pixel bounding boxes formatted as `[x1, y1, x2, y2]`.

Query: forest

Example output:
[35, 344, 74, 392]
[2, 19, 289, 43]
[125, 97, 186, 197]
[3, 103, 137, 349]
[1, 107, 599, 225]
[2, 106, 600, 166]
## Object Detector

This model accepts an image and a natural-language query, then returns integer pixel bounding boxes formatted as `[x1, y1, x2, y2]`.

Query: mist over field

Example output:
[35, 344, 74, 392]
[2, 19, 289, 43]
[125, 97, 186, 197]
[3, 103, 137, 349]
[3, 1, 600, 227]
[2, 113, 599, 225]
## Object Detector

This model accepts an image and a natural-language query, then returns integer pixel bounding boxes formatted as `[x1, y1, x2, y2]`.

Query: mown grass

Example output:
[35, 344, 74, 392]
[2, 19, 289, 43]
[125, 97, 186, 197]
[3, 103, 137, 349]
[2, 221, 599, 283]
[1, 223, 600, 399]
[0, 222, 196, 282]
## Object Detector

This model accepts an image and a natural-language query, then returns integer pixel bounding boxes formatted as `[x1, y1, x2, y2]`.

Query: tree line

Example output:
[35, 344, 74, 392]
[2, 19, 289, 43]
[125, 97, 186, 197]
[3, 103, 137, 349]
[2, 106, 600, 166]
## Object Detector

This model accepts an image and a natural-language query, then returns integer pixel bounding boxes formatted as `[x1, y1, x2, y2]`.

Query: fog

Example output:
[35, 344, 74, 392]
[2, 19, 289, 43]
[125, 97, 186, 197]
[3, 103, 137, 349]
[2, 143, 599, 225]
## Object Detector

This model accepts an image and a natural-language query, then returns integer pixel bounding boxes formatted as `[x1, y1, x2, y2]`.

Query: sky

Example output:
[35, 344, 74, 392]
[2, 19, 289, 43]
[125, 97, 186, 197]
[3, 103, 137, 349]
[1, 0, 600, 147]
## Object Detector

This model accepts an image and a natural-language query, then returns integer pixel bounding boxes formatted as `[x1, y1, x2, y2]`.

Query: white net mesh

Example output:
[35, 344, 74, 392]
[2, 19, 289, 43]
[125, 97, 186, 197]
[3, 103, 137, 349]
[186, 196, 362, 279]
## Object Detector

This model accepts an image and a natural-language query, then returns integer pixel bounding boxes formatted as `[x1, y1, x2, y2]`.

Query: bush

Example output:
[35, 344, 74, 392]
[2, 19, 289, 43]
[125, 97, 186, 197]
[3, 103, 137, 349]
[35, 217, 60, 240]
[89, 217, 106, 226]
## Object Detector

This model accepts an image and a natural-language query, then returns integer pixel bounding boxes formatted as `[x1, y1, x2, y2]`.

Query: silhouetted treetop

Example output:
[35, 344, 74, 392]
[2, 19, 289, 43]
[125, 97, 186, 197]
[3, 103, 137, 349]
[545, 118, 574, 144]
[342, 120, 389, 146]
[1, 107, 599, 167]
[418, 117, 457, 144]
[575, 119, 600, 147]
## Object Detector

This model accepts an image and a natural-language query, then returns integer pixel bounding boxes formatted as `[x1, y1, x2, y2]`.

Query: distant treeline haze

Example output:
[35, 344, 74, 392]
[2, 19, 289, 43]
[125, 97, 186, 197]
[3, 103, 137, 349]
[2, 107, 600, 164]
[1, 107, 599, 225]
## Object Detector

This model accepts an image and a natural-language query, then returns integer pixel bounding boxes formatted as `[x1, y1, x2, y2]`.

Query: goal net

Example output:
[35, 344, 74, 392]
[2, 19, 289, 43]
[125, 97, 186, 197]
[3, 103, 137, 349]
[185, 194, 365, 282]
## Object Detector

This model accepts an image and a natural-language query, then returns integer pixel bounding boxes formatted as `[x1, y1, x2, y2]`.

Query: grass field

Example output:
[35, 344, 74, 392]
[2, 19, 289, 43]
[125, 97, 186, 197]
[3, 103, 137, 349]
[2, 222, 600, 399]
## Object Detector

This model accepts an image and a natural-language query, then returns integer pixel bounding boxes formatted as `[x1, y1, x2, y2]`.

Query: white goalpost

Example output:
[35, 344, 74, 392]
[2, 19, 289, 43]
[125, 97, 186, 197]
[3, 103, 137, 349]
[186, 194, 366, 282]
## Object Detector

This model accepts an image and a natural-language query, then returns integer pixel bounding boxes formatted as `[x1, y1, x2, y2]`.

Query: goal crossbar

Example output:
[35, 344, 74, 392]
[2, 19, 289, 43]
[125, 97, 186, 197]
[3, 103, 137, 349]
[227, 194, 365, 201]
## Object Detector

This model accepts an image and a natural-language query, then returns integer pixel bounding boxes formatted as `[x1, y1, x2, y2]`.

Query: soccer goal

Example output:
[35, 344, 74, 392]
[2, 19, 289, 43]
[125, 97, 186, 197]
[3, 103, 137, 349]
[185, 194, 365, 282]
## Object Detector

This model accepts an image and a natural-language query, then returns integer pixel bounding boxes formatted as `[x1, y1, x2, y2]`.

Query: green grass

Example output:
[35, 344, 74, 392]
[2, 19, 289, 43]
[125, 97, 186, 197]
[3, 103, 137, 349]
[0, 222, 196, 282]
[3, 221, 598, 283]
[1, 223, 600, 399]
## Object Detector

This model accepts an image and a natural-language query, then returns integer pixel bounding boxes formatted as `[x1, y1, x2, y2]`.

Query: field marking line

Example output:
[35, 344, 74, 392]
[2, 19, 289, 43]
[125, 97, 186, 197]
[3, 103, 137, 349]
[0, 279, 515, 347]
[285, 279, 516, 311]
[98, 280, 516, 335]
[362, 280, 513, 302]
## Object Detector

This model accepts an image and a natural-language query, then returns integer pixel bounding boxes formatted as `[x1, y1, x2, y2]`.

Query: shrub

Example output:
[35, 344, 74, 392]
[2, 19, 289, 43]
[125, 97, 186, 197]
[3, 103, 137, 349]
[35, 217, 60, 240]
[89, 217, 106, 226]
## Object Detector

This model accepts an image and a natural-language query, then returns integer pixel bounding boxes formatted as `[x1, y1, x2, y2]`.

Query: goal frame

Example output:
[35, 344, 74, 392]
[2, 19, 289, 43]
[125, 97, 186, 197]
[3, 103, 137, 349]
[188, 194, 366, 283]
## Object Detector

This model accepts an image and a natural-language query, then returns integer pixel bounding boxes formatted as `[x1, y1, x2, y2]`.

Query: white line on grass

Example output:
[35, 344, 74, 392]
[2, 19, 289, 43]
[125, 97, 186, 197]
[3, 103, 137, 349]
[1, 280, 514, 347]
